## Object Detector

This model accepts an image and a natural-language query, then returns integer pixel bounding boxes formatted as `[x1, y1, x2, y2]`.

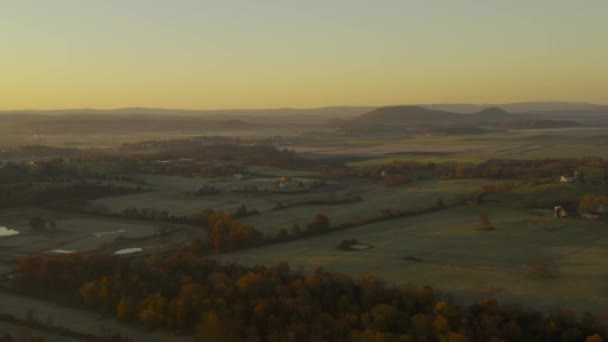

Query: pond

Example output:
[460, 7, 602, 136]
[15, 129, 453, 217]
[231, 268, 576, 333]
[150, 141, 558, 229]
[0, 226, 19, 237]
[113, 247, 143, 255]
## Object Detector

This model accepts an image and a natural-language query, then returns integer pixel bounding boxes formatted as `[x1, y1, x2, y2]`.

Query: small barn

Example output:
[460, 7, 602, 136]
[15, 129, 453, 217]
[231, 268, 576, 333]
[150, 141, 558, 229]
[560, 176, 574, 184]
[554, 202, 579, 218]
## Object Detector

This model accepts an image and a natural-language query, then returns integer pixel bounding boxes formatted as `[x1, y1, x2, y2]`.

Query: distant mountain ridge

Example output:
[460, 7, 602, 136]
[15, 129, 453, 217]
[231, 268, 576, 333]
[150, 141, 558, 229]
[420, 102, 605, 113]
[355, 105, 512, 124]
[1, 102, 606, 117]
[356, 106, 457, 123]
[0, 106, 376, 119]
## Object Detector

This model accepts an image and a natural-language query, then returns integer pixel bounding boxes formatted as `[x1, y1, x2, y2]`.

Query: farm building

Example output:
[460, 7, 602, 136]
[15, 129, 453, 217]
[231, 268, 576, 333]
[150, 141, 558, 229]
[560, 170, 587, 183]
[554, 202, 579, 218]
[560, 176, 574, 183]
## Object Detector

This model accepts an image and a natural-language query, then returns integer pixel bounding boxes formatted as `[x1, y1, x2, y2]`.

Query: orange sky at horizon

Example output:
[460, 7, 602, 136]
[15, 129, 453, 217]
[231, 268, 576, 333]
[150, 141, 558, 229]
[1, 0, 607, 110]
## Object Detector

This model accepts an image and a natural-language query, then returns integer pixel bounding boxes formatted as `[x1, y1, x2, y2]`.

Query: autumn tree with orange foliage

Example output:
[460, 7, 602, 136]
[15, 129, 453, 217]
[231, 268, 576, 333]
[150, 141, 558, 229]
[11, 249, 608, 341]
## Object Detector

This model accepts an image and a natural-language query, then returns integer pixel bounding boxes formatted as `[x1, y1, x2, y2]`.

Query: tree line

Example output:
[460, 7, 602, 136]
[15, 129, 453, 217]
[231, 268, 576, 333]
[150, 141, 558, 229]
[12, 250, 608, 341]
[321, 158, 608, 182]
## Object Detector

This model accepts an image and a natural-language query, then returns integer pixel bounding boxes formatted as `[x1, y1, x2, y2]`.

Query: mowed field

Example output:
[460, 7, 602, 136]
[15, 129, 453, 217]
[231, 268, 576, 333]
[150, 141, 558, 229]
[0, 207, 199, 276]
[93, 175, 280, 216]
[223, 183, 608, 314]
[93, 173, 504, 236]
[92, 173, 324, 218]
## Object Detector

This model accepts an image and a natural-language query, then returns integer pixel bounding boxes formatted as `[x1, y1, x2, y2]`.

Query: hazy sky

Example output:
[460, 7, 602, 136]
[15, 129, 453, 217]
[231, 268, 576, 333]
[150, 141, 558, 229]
[2, 0, 607, 109]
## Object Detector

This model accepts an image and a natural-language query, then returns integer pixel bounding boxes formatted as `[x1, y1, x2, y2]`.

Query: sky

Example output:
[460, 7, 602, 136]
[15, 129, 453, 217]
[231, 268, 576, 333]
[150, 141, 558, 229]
[1, 0, 607, 110]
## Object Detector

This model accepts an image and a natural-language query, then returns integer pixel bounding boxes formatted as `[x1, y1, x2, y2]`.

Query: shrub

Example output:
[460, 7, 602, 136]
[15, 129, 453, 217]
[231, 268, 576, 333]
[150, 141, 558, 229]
[337, 239, 358, 251]
[307, 214, 330, 232]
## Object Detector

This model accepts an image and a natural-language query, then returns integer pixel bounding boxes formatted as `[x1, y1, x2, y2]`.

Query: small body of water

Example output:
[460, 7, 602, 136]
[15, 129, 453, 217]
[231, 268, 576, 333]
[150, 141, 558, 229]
[0, 226, 19, 237]
[94, 229, 125, 238]
[113, 247, 143, 255]
[48, 249, 76, 254]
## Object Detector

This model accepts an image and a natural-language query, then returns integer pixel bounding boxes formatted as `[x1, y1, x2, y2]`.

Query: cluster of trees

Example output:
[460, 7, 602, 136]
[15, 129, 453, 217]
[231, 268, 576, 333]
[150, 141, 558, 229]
[121, 207, 172, 221]
[120, 136, 261, 152]
[12, 139, 317, 182]
[522, 193, 608, 213]
[193, 209, 264, 253]
[272, 195, 362, 211]
[13, 142, 608, 189]
[320, 162, 420, 180]
[35, 158, 96, 180]
[76, 205, 263, 254]
[306, 213, 330, 232]
[113, 194, 452, 254]
[337, 238, 362, 251]
[60, 203, 199, 227]
[271, 199, 454, 246]
[270, 214, 326, 243]
[233, 204, 260, 218]
[440, 159, 608, 181]
[120, 140, 316, 172]
[0, 158, 141, 184]
[323, 159, 608, 183]
[0, 162, 36, 183]
[14, 252, 122, 303]
[273, 213, 333, 242]
[115, 186, 494, 255]
[29, 216, 56, 231]
[579, 194, 608, 213]
[13, 251, 608, 341]
[29, 158, 145, 182]
[462, 183, 516, 205]
[148, 162, 246, 178]
[0, 182, 142, 209]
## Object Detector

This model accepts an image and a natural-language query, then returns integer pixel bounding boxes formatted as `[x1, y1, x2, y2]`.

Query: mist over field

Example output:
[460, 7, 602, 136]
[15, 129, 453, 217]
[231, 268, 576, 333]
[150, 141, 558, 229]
[2, 101, 608, 341]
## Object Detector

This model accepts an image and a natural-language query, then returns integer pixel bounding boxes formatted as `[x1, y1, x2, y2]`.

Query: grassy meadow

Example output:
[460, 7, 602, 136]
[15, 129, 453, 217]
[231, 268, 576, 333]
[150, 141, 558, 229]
[223, 190, 608, 313]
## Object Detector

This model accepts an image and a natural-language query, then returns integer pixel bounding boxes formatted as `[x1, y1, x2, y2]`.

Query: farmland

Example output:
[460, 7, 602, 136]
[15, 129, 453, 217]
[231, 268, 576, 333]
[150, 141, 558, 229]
[2, 120, 608, 339]
[239, 179, 504, 235]
[5, 0, 608, 337]
[283, 127, 608, 166]
[223, 196, 608, 314]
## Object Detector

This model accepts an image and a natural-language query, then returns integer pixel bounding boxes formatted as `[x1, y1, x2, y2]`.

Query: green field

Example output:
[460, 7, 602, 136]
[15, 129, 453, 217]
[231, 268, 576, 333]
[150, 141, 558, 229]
[331, 127, 608, 166]
[94, 175, 506, 236]
[3, 124, 608, 323]
[223, 198, 608, 313]
[240, 179, 505, 235]
[0, 207, 198, 264]
[94, 174, 317, 217]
